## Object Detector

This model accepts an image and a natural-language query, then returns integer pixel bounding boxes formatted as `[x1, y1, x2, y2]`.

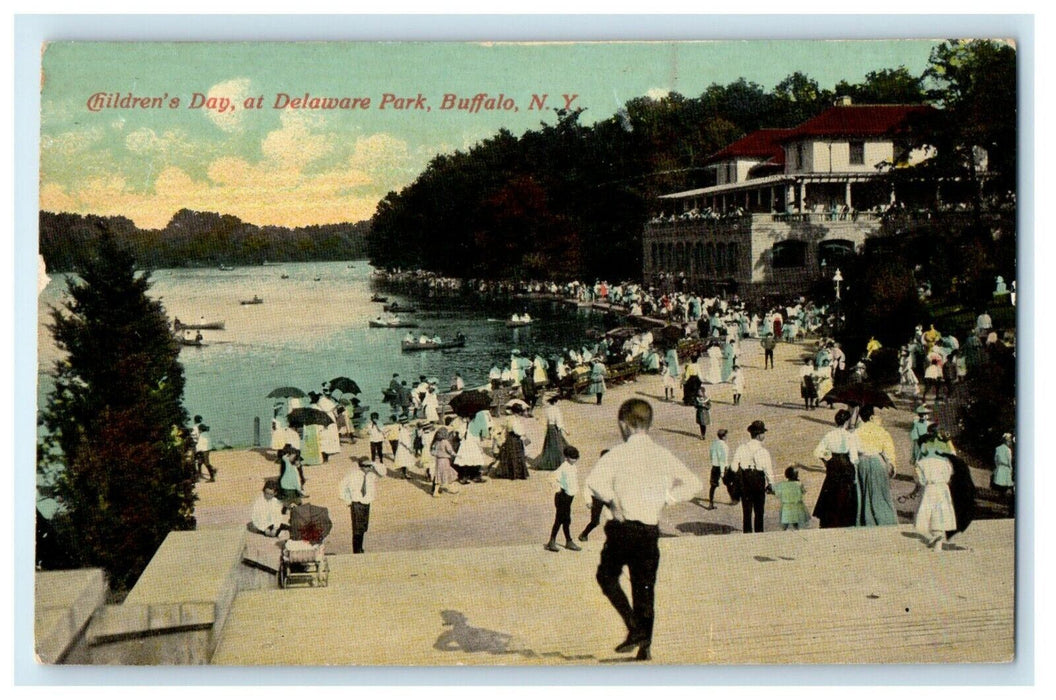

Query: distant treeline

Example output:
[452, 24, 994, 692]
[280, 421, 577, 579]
[40, 209, 370, 273]
[369, 40, 1015, 281]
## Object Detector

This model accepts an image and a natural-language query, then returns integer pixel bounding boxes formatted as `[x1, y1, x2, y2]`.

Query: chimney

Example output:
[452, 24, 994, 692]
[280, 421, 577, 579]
[834, 95, 852, 107]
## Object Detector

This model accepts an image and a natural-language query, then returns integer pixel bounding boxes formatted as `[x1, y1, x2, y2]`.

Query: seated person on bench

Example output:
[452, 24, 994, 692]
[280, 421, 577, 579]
[247, 478, 289, 537]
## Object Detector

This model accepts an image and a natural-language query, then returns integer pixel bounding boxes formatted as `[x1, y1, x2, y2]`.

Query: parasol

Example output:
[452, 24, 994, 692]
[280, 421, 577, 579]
[267, 386, 306, 399]
[505, 398, 531, 412]
[821, 383, 895, 409]
[286, 407, 334, 428]
[946, 453, 976, 538]
[328, 377, 362, 395]
[288, 503, 332, 545]
[449, 390, 493, 418]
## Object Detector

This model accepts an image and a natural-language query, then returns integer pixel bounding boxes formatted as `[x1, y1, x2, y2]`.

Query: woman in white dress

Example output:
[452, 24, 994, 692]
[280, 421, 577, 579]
[454, 422, 491, 483]
[270, 403, 288, 452]
[704, 343, 724, 384]
[393, 421, 415, 479]
[422, 387, 440, 423]
[914, 454, 957, 549]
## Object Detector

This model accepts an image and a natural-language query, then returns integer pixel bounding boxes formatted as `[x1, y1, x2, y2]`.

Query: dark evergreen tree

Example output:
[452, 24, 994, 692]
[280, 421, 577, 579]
[37, 227, 197, 594]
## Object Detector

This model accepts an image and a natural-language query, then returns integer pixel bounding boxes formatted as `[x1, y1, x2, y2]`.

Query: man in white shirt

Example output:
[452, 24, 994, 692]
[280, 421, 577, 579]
[248, 479, 288, 537]
[584, 398, 702, 661]
[732, 420, 775, 534]
[338, 457, 387, 554]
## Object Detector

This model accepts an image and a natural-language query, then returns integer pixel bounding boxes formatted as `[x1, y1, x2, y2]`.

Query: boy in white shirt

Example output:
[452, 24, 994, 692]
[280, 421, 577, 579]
[545, 446, 582, 552]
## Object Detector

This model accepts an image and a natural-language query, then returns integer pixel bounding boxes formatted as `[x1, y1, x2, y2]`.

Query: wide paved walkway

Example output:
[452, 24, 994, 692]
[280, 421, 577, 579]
[212, 519, 1013, 665]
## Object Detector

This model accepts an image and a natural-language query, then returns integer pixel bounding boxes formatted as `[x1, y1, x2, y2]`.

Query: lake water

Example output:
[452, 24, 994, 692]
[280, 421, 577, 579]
[37, 260, 611, 448]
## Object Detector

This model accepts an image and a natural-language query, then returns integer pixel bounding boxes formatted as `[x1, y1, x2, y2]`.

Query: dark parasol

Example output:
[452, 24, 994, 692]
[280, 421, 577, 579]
[821, 383, 895, 409]
[288, 503, 333, 544]
[267, 386, 307, 399]
[448, 390, 493, 418]
[328, 377, 362, 395]
[945, 453, 976, 538]
[286, 407, 334, 428]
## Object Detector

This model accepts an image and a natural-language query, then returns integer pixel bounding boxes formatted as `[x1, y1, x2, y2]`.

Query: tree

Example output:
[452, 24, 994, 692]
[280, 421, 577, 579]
[37, 227, 197, 594]
[834, 67, 926, 104]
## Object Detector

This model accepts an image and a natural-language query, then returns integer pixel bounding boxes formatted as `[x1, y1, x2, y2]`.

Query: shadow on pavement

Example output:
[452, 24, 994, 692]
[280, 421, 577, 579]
[676, 521, 736, 536]
[433, 610, 539, 658]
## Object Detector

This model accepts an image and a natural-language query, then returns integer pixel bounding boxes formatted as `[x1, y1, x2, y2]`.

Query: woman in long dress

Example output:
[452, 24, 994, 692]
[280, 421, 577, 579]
[422, 387, 440, 424]
[494, 405, 529, 479]
[393, 421, 415, 479]
[315, 392, 342, 459]
[300, 423, 323, 465]
[682, 356, 701, 404]
[855, 406, 898, 526]
[533, 396, 568, 471]
[812, 409, 861, 528]
[270, 404, 288, 453]
[454, 421, 491, 483]
[704, 343, 723, 384]
[720, 339, 736, 382]
[430, 427, 459, 496]
[914, 453, 957, 549]
[277, 446, 305, 504]
[693, 386, 712, 440]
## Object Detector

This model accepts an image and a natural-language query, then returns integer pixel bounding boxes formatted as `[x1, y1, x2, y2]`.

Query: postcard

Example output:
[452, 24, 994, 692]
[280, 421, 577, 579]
[32, 37, 1019, 668]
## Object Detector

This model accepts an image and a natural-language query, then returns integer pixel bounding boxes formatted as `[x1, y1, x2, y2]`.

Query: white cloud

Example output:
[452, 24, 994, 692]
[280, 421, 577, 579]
[646, 87, 671, 100]
[200, 78, 253, 133]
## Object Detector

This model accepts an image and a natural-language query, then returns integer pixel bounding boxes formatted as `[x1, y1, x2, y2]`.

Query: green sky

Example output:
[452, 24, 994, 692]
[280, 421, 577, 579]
[40, 40, 941, 228]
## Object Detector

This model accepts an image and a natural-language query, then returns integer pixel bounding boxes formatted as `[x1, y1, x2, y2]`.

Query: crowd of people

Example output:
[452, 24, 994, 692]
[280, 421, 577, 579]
[225, 268, 1016, 660]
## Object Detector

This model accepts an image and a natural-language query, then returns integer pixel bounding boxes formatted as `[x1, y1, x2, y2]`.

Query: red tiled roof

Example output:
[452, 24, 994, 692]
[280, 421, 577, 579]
[780, 104, 936, 141]
[705, 128, 793, 165]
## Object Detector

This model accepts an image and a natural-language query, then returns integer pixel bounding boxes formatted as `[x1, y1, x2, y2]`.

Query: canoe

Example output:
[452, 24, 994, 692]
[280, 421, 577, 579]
[176, 321, 225, 330]
[369, 320, 419, 328]
[401, 338, 467, 352]
[383, 304, 417, 313]
[178, 338, 207, 348]
[240, 297, 264, 305]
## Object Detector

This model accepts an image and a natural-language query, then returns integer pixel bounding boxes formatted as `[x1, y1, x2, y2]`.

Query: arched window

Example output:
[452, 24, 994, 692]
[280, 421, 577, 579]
[772, 240, 808, 268]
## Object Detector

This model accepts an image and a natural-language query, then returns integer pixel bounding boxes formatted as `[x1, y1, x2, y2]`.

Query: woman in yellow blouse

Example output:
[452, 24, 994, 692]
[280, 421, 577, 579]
[855, 405, 899, 526]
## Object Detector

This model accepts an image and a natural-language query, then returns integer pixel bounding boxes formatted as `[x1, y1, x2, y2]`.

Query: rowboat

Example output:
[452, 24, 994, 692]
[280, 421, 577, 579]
[369, 319, 419, 328]
[383, 303, 416, 313]
[370, 294, 389, 302]
[401, 336, 467, 352]
[240, 296, 264, 305]
[177, 337, 207, 348]
[175, 321, 225, 331]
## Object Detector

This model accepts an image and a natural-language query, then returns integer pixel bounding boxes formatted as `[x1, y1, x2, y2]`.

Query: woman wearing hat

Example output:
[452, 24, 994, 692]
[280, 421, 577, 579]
[430, 426, 458, 497]
[812, 409, 862, 528]
[855, 406, 899, 527]
[494, 404, 529, 479]
[533, 395, 569, 471]
[992, 434, 1014, 515]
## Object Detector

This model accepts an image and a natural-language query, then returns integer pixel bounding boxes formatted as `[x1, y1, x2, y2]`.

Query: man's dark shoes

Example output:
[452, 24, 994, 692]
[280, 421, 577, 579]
[578, 533, 589, 542]
[544, 541, 561, 552]
[635, 643, 652, 661]
[615, 633, 648, 653]
[564, 540, 582, 551]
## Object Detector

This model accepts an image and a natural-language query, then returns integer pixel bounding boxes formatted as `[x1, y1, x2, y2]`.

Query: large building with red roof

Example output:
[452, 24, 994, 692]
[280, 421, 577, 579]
[643, 100, 940, 295]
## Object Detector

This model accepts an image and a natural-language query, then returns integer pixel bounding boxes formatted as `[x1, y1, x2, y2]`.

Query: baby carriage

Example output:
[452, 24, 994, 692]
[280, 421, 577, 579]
[278, 502, 332, 588]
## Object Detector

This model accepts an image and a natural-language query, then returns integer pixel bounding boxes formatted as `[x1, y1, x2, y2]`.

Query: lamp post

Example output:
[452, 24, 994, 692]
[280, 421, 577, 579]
[833, 268, 843, 301]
